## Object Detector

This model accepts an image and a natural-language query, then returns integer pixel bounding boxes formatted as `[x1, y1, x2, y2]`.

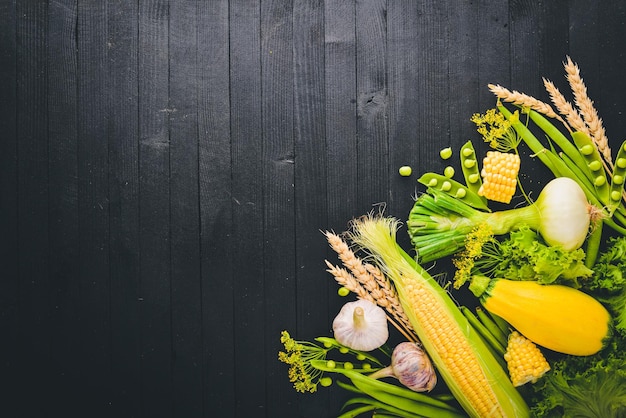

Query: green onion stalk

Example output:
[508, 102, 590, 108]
[408, 177, 595, 263]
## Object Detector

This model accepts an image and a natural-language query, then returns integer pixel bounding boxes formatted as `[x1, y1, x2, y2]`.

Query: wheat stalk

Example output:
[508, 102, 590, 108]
[564, 56, 613, 166]
[324, 261, 417, 343]
[323, 231, 418, 342]
[488, 83, 567, 126]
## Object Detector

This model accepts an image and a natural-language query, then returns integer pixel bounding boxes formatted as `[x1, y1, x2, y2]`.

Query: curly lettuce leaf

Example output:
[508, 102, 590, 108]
[530, 333, 626, 418]
[474, 225, 593, 286]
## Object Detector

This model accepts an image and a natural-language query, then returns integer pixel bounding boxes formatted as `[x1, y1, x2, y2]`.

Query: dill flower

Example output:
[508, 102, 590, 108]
[471, 108, 521, 152]
[278, 330, 329, 393]
[453, 223, 494, 289]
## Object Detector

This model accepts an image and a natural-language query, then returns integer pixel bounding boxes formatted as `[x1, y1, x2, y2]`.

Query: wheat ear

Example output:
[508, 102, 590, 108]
[323, 231, 418, 342]
[324, 261, 417, 343]
[564, 56, 612, 166]
[488, 83, 567, 126]
[542, 78, 585, 134]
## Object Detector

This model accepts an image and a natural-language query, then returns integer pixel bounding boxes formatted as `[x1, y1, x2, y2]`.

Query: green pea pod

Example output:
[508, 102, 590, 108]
[571, 131, 610, 203]
[585, 219, 603, 269]
[314, 337, 385, 366]
[608, 139, 626, 214]
[459, 140, 485, 199]
[418, 173, 489, 211]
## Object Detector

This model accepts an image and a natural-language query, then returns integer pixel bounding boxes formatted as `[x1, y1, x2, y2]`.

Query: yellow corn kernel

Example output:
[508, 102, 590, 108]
[478, 151, 520, 204]
[504, 331, 550, 387]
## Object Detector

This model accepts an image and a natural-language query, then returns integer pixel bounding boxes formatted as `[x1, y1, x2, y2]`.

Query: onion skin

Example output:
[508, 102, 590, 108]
[534, 177, 591, 250]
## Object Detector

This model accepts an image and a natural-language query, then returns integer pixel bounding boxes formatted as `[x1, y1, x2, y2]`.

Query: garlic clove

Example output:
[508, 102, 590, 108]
[332, 299, 388, 351]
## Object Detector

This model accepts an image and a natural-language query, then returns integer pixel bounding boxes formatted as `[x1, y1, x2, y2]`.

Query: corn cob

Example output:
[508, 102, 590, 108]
[348, 215, 529, 418]
[478, 151, 521, 204]
[504, 331, 551, 387]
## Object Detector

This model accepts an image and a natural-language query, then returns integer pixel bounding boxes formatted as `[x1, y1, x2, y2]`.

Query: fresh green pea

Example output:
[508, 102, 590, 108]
[337, 286, 350, 297]
[572, 131, 609, 203]
[417, 172, 489, 211]
[439, 147, 452, 159]
[443, 166, 455, 178]
[398, 165, 412, 176]
[319, 377, 333, 387]
[459, 140, 485, 201]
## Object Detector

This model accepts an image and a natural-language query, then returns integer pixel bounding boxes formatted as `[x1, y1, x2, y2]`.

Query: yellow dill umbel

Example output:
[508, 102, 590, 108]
[348, 215, 529, 418]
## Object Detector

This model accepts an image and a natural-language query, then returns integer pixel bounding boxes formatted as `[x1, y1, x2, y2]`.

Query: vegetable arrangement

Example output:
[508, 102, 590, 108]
[279, 57, 626, 417]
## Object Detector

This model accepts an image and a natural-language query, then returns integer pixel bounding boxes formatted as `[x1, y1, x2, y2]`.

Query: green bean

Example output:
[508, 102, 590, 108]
[498, 105, 559, 176]
[527, 109, 594, 181]
[312, 360, 461, 413]
[460, 306, 506, 357]
[608, 139, 626, 214]
[485, 309, 511, 337]
[418, 173, 489, 211]
[476, 306, 509, 347]
[340, 396, 431, 418]
[571, 131, 610, 203]
[459, 140, 485, 198]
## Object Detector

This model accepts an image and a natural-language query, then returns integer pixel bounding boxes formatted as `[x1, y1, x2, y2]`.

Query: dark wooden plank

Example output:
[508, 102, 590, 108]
[0, 1, 19, 414]
[76, 2, 112, 414]
[196, 1, 235, 415]
[292, 1, 331, 417]
[324, 0, 358, 233]
[412, 2, 450, 181]
[447, 1, 479, 148]
[355, 0, 389, 213]
[137, 1, 173, 415]
[259, 1, 297, 417]
[169, 1, 203, 416]
[228, 1, 266, 416]
[46, 0, 80, 414]
[386, 1, 423, 230]
[597, 0, 626, 142]
[107, 0, 142, 416]
[477, 0, 510, 109]
[15, 2, 51, 415]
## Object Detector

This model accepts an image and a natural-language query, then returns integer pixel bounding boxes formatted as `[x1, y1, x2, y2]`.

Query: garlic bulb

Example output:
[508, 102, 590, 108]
[369, 342, 437, 392]
[332, 299, 388, 351]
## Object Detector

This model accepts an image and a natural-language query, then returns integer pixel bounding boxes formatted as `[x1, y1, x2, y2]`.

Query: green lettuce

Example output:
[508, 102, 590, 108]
[473, 225, 593, 287]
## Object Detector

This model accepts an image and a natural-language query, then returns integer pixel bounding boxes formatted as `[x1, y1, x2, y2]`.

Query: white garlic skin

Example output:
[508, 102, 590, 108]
[332, 299, 389, 351]
[391, 342, 437, 392]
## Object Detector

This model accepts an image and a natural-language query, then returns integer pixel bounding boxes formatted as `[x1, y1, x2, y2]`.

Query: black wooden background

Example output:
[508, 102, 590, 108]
[2, 1, 626, 417]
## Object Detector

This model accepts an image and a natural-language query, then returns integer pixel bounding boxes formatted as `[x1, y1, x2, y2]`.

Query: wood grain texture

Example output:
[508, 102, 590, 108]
[3, 1, 626, 417]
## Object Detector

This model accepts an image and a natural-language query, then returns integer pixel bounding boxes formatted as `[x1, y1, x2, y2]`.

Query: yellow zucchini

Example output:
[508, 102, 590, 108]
[469, 276, 611, 356]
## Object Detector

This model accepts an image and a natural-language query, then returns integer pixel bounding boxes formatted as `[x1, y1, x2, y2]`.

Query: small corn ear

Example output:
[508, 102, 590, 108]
[504, 331, 551, 387]
[478, 151, 521, 203]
